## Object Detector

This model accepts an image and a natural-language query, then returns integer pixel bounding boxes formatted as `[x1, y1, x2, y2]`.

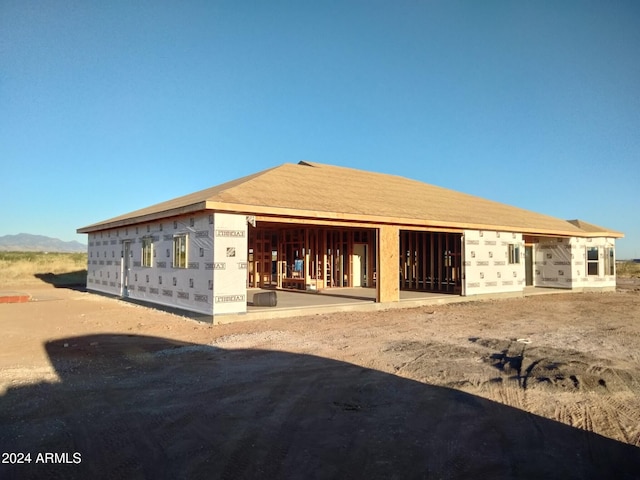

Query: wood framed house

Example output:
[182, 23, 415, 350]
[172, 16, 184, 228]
[77, 161, 622, 319]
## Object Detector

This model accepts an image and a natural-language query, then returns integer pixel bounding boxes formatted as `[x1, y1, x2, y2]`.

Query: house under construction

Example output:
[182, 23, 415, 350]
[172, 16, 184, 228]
[77, 161, 622, 319]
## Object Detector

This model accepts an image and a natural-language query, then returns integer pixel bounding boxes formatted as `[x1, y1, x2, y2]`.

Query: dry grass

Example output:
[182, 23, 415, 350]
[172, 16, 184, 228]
[0, 252, 87, 287]
[617, 261, 640, 278]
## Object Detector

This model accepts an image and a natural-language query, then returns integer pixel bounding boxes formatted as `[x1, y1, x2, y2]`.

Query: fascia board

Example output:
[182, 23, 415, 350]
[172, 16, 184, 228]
[76, 202, 209, 233]
[76, 199, 624, 239]
[205, 201, 614, 238]
[253, 215, 464, 232]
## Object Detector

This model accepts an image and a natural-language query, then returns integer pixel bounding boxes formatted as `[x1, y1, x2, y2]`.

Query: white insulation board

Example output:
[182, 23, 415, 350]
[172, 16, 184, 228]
[86, 212, 249, 316]
[463, 230, 525, 295]
[534, 236, 616, 289]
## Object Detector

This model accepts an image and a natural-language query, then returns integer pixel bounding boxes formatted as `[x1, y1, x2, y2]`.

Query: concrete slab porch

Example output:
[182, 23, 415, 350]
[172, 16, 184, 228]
[212, 285, 575, 324]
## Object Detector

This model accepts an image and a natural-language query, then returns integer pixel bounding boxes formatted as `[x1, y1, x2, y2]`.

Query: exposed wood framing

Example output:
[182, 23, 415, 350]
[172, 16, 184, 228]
[399, 231, 462, 294]
[248, 225, 375, 292]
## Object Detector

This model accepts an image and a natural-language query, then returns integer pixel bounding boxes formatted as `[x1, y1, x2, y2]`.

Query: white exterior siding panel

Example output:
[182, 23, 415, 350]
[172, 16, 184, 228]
[212, 212, 248, 315]
[463, 230, 525, 295]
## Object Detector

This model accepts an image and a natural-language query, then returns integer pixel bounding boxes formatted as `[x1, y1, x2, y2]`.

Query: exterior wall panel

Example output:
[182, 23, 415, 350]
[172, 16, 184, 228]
[570, 237, 616, 289]
[533, 236, 616, 290]
[534, 237, 573, 289]
[463, 230, 525, 295]
[86, 231, 122, 296]
[212, 212, 248, 315]
[87, 213, 217, 315]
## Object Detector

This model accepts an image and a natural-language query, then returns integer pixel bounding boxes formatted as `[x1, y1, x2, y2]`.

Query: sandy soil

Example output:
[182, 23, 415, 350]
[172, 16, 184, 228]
[1, 281, 640, 479]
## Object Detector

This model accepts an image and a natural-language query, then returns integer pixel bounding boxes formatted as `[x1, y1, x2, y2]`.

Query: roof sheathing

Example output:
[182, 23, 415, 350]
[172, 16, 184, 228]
[76, 166, 279, 232]
[567, 219, 620, 236]
[78, 162, 622, 238]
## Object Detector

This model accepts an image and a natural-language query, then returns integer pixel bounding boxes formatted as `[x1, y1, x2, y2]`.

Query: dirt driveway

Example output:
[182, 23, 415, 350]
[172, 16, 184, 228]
[1, 283, 640, 479]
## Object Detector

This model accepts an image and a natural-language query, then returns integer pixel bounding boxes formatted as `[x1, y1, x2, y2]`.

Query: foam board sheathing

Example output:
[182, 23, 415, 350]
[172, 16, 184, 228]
[463, 230, 525, 295]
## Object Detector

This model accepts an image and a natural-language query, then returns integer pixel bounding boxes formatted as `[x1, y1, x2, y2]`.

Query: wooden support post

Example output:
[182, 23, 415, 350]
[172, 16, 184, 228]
[304, 228, 310, 287]
[445, 233, 450, 292]
[430, 233, 435, 290]
[437, 233, 443, 291]
[277, 230, 283, 289]
[371, 230, 377, 288]
[420, 233, 427, 290]
[377, 225, 400, 303]
[399, 231, 405, 289]
[327, 231, 331, 287]
[322, 230, 327, 289]
[348, 230, 353, 287]
[408, 231, 414, 289]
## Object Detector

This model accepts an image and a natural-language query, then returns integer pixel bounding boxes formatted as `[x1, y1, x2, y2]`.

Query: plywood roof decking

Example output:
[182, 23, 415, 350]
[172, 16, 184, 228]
[78, 162, 623, 238]
[566, 219, 619, 235]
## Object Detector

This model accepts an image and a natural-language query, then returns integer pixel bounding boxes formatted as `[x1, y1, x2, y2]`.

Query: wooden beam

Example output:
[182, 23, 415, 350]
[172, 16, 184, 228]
[377, 226, 400, 303]
[445, 233, 450, 292]
[437, 233, 442, 291]
[304, 228, 310, 286]
[409, 231, 414, 289]
[430, 233, 434, 291]
[422, 232, 427, 291]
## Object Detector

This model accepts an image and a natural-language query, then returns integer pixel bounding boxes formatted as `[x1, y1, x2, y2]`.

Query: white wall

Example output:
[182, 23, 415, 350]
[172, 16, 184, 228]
[534, 237, 573, 289]
[86, 231, 123, 296]
[463, 230, 525, 295]
[533, 236, 616, 289]
[211, 212, 248, 315]
[86, 212, 218, 315]
[570, 237, 616, 289]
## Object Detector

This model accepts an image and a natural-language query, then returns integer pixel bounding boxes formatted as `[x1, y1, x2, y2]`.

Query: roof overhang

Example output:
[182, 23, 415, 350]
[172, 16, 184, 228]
[77, 202, 209, 233]
[77, 200, 624, 239]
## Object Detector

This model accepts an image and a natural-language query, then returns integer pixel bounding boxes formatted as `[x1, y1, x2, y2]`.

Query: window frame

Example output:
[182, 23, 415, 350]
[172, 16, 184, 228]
[141, 237, 153, 268]
[586, 247, 599, 276]
[604, 247, 614, 276]
[508, 244, 521, 264]
[173, 234, 188, 269]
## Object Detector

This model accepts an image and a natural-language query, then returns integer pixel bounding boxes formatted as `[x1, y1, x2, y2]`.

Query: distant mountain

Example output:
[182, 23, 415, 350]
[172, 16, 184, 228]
[0, 233, 86, 253]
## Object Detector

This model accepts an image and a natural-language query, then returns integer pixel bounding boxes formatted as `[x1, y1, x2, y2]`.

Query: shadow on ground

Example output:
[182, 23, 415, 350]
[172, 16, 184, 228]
[34, 270, 87, 291]
[1, 334, 639, 479]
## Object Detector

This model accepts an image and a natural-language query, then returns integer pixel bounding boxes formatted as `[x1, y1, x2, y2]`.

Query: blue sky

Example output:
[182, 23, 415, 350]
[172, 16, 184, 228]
[1, 1, 639, 258]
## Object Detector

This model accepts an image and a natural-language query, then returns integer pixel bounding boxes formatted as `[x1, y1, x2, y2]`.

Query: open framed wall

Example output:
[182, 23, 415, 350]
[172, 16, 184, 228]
[399, 231, 462, 294]
[248, 224, 377, 291]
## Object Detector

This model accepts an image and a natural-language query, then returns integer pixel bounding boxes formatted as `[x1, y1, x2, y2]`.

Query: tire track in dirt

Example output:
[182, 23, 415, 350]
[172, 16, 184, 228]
[548, 394, 640, 446]
[599, 401, 633, 445]
[500, 379, 527, 410]
[376, 331, 640, 449]
[393, 350, 431, 377]
[599, 396, 640, 446]
[448, 335, 640, 446]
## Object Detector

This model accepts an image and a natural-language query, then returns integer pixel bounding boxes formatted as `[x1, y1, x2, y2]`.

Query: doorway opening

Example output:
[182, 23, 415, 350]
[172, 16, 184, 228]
[525, 245, 534, 286]
[122, 240, 132, 297]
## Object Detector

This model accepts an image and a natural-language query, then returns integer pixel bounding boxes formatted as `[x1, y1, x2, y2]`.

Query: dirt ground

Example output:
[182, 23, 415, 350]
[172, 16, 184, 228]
[1, 281, 640, 479]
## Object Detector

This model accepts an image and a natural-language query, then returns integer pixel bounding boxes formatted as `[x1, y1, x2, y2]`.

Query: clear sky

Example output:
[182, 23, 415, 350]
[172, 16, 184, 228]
[1, 1, 639, 258]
